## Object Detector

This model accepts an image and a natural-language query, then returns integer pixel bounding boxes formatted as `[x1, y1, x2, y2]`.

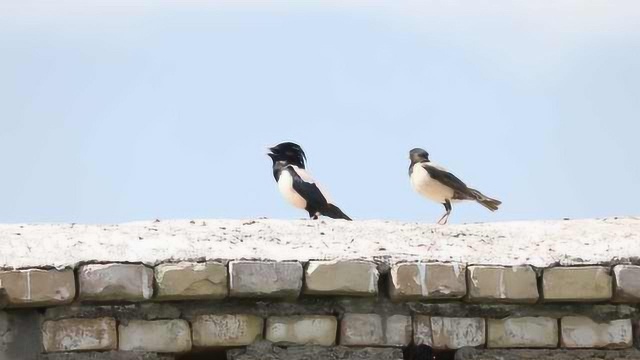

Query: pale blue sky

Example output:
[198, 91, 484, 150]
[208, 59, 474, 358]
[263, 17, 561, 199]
[1, 1, 639, 224]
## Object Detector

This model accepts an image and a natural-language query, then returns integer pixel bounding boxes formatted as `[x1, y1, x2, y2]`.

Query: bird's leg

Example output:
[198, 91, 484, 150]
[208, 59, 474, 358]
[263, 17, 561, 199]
[437, 200, 452, 225]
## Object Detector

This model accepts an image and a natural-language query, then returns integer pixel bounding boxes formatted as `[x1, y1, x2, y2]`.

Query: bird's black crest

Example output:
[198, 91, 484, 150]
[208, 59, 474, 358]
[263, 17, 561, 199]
[268, 141, 307, 168]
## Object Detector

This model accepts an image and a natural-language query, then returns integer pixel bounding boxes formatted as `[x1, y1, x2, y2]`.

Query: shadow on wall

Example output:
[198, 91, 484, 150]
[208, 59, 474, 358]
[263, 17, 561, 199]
[176, 350, 228, 360]
[404, 345, 457, 360]
[174, 345, 456, 360]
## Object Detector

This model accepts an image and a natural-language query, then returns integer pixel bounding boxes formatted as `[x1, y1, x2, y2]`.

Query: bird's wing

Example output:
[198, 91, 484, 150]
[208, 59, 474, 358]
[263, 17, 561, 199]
[422, 163, 471, 195]
[287, 166, 328, 208]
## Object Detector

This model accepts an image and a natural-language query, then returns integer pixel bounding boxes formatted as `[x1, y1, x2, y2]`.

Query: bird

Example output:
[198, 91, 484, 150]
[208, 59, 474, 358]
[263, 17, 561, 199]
[409, 148, 501, 225]
[267, 142, 352, 221]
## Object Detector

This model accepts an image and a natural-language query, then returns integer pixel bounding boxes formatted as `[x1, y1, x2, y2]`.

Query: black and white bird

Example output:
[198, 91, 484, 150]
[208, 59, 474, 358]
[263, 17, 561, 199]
[267, 142, 352, 221]
[409, 148, 501, 225]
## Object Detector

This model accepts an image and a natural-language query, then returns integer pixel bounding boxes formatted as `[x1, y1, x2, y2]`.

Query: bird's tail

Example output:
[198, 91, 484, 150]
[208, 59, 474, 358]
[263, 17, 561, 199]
[321, 204, 352, 221]
[468, 188, 502, 212]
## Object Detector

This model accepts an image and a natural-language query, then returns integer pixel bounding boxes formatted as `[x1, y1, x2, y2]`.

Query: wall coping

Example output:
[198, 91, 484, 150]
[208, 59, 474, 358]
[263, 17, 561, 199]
[0, 217, 638, 269]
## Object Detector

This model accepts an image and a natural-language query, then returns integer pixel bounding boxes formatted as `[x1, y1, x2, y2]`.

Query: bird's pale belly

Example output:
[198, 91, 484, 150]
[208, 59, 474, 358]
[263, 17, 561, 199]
[411, 166, 454, 204]
[278, 171, 307, 209]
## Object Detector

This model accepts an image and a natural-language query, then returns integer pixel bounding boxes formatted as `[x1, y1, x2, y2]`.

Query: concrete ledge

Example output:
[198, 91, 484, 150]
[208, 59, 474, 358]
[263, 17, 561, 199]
[2, 217, 640, 359]
[1, 217, 638, 269]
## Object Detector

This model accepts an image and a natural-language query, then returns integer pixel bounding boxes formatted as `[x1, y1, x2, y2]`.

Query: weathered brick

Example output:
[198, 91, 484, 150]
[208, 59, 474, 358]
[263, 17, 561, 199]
[488, 317, 558, 348]
[340, 314, 384, 346]
[266, 315, 337, 346]
[389, 263, 466, 301]
[304, 260, 378, 296]
[78, 264, 153, 302]
[0, 269, 75, 307]
[613, 265, 640, 303]
[413, 315, 433, 346]
[42, 317, 117, 352]
[119, 319, 191, 352]
[468, 266, 538, 303]
[430, 317, 486, 350]
[192, 314, 263, 347]
[384, 314, 412, 347]
[229, 261, 302, 299]
[561, 317, 632, 349]
[543, 267, 612, 302]
[154, 262, 227, 301]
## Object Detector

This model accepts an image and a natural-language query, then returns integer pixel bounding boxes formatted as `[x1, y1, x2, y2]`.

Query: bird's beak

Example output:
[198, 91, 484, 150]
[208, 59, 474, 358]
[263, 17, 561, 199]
[266, 146, 275, 156]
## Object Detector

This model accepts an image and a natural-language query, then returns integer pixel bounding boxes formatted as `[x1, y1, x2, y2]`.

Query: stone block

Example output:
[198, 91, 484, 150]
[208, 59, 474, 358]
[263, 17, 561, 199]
[413, 315, 433, 346]
[229, 261, 302, 299]
[78, 264, 153, 302]
[118, 319, 191, 352]
[561, 316, 632, 349]
[613, 265, 640, 302]
[192, 314, 263, 347]
[42, 317, 117, 352]
[384, 314, 412, 347]
[389, 262, 466, 300]
[487, 317, 558, 348]
[430, 317, 485, 350]
[340, 313, 384, 346]
[467, 266, 538, 303]
[266, 315, 337, 346]
[154, 262, 227, 300]
[0, 269, 75, 307]
[304, 260, 378, 296]
[543, 267, 612, 302]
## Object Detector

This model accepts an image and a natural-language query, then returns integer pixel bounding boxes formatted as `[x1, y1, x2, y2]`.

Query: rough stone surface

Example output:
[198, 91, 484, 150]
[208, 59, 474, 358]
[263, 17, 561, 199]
[430, 317, 486, 350]
[266, 315, 337, 346]
[613, 265, 640, 302]
[384, 314, 412, 347]
[0, 310, 43, 360]
[304, 261, 378, 296]
[229, 261, 302, 299]
[78, 264, 154, 302]
[42, 353, 175, 360]
[192, 314, 263, 347]
[543, 267, 612, 302]
[118, 319, 191, 353]
[227, 341, 404, 360]
[413, 315, 433, 346]
[154, 262, 227, 300]
[1, 218, 638, 269]
[340, 314, 384, 346]
[0, 269, 75, 307]
[455, 348, 640, 360]
[467, 266, 538, 303]
[561, 316, 632, 349]
[410, 302, 638, 323]
[42, 317, 117, 352]
[487, 317, 558, 348]
[389, 263, 466, 300]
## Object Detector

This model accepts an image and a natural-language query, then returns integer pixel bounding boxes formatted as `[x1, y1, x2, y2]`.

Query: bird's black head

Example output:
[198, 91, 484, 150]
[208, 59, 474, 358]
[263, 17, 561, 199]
[267, 141, 307, 168]
[409, 148, 430, 163]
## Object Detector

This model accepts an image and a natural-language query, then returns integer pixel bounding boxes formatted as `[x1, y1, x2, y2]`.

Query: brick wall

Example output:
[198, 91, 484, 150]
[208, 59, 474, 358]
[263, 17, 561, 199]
[1, 218, 640, 359]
